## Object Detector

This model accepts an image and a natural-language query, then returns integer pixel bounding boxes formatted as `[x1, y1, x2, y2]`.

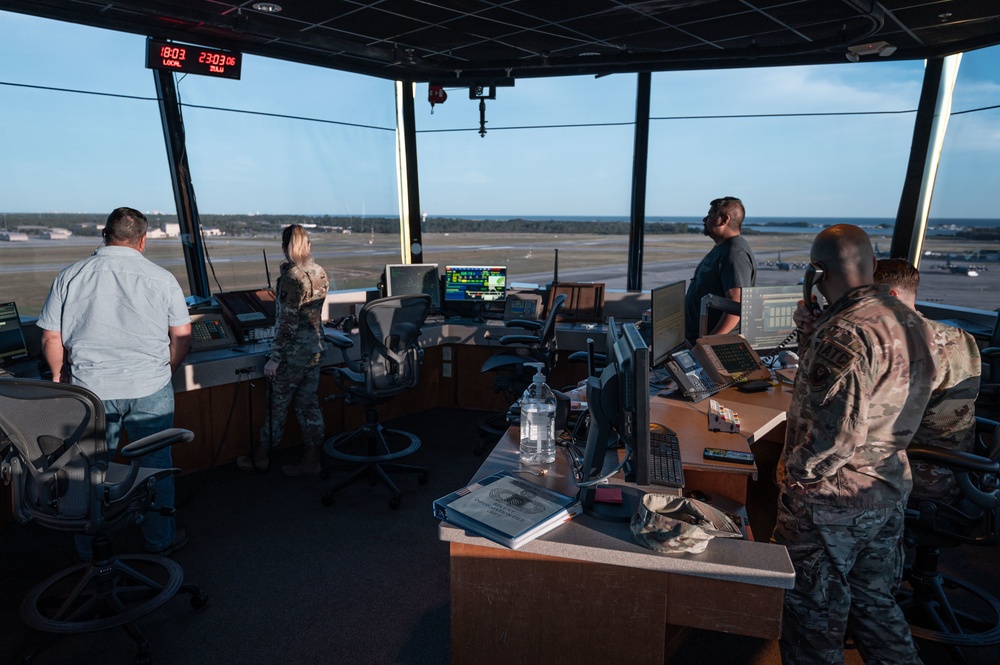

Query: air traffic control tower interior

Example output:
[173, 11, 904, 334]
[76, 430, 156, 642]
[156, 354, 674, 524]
[2, 2, 1000, 665]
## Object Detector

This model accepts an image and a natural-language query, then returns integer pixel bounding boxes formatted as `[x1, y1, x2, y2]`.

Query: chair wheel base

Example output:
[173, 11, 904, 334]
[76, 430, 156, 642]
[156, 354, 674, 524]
[899, 570, 1000, 648]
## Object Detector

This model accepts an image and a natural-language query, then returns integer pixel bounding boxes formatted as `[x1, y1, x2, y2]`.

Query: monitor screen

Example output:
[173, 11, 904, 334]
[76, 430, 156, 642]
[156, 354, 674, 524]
[650, 280, 685, 368]
[384, 263, 441, 309]
[443, 266, 507, 302]
[739, 285, 801, 352]
[0, 301, 30, 364]
[578, 318, 650, 521]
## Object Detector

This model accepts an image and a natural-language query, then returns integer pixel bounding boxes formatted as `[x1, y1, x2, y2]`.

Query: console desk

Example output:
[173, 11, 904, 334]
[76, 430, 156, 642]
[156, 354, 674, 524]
[440, 384, 795, 665]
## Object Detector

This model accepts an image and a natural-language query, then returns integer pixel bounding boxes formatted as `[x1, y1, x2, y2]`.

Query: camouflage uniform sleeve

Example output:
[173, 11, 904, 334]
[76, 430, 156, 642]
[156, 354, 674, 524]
[269, 271, 305, 364]
[910, 329, 981, 499]
[785, 326, 868, 485]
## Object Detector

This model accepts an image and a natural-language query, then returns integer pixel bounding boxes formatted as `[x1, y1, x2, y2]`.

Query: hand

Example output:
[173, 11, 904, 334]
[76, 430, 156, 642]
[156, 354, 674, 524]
[792, 299, 820, 336]
[264, 359, 281, 379]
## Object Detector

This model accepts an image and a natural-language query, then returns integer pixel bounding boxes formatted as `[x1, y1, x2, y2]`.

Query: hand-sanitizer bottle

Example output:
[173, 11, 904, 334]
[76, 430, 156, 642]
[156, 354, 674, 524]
[519, 362, 557, 465]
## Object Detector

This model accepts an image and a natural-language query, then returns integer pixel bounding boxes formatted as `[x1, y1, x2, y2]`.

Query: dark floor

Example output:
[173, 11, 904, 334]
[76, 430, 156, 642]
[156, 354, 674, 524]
[2, 407, 999, 665]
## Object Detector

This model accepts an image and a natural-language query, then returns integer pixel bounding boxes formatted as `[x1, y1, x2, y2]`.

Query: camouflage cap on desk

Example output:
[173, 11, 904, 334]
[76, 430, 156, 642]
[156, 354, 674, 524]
[631, 494, 742, 554]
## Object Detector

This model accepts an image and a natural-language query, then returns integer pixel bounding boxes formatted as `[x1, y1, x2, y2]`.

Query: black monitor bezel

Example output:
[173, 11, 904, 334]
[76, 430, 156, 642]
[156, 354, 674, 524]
[650, 279, 686, 368]
[442, 265, 508, 303]
[383, 263, 442, 310]
[578, 318, 650, 521]
[739, 284, 801, 352]
[0, 301, 30, 364]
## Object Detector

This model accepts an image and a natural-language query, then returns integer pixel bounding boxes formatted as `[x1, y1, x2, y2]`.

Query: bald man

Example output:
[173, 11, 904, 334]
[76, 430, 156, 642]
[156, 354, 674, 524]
[774, 226, 942, 664]
[874, 258, 980, 501]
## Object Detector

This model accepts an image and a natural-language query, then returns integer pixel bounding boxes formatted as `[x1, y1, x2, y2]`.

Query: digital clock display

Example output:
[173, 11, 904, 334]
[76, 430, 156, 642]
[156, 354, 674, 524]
[145, 38, 242, 80]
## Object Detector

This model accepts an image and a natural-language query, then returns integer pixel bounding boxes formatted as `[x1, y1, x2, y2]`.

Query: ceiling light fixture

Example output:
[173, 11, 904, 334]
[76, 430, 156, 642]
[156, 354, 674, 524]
[252, 3, 282, 13]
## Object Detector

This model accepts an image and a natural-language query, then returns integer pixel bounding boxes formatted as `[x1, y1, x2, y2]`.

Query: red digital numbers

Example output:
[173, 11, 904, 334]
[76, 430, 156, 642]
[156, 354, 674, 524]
[147, 39, 241, 79]
[160, 46, 187, 61]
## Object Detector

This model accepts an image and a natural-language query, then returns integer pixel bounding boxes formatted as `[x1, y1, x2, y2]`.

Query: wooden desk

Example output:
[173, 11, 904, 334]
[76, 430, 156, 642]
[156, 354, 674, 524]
[441, 387, 795, 665]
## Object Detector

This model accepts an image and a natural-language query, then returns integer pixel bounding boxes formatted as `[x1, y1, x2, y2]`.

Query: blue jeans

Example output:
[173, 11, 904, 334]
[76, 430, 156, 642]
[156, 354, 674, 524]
[75, 382, 177, 558]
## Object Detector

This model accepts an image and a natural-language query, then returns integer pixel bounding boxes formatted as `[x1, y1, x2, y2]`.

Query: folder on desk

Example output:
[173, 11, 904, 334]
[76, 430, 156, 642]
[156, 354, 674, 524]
[433, 471, 581, 550]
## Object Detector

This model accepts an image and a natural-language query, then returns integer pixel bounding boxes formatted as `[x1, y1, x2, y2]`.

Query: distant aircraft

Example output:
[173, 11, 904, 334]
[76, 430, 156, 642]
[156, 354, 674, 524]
[945, 257, 979, 277]
[775, 251, 790, 271]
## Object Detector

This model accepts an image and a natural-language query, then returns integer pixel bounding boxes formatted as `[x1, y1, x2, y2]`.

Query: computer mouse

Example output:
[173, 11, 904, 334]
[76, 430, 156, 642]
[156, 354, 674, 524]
[685, 489, 712, 503]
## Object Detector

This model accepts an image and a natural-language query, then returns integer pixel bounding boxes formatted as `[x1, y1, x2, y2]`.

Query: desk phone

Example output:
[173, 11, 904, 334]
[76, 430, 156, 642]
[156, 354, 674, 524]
[665, 335, 771, 402]
[190, 313, 236, 352]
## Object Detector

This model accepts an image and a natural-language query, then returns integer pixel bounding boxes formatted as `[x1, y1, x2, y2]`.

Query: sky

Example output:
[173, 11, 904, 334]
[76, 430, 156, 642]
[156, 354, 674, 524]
[1, 10, 999, 220]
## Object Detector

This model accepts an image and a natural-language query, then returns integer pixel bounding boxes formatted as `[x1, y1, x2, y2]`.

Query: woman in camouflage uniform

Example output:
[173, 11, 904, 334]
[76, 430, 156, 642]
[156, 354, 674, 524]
[238, 224, 329, 476]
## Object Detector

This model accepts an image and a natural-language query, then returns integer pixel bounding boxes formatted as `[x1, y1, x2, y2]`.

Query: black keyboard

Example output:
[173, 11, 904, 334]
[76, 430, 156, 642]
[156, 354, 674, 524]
[649, 427, 685, 489]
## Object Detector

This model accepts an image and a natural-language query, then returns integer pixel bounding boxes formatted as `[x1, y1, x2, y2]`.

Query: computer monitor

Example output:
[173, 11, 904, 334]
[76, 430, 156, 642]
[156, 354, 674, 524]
[650, 280, 685, 368]
[384, 263, 441, 310]
[443, 266, 507, 302]
[578, 318, 650, 521]
[0, 301, 30, 366]
[739, 285, 801, 352]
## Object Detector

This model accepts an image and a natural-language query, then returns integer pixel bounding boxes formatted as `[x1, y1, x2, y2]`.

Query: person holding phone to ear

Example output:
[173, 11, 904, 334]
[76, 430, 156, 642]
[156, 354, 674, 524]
[773, 225, 947, 665]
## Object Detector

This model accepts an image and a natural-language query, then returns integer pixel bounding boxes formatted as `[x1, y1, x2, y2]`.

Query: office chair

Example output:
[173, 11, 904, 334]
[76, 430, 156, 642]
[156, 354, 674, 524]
[976, 312, 1000, 421]
[0, 378, 206, 665]
[475, 293, 567, 454]
[321, 294, 431, 509]
[897, 416, 1000, 659]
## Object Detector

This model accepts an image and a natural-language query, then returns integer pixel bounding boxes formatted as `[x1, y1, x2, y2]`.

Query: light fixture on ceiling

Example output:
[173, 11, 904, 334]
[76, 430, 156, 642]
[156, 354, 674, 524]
[252, 3, 282, 13]
[846, 41, 896, 62]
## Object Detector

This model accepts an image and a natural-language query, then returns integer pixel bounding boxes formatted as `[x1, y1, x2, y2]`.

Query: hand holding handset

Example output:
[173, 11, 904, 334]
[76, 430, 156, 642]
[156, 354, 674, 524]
[802, 263, 824, 315]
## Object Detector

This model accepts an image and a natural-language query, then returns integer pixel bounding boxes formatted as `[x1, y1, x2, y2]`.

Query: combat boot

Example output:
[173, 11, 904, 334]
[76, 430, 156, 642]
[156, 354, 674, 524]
[281, 444, 321, 477]
[236, 442, 270, 473]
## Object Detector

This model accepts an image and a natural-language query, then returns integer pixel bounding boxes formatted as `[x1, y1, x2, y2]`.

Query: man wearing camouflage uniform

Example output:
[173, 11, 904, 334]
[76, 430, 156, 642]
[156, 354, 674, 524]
[773, 225, 947, 664]
[874, 258, 981, 501]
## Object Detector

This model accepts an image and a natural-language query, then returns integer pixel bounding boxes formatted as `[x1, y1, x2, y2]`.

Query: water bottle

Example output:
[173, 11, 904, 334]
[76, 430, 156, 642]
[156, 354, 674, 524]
[519, 362, 557, 465]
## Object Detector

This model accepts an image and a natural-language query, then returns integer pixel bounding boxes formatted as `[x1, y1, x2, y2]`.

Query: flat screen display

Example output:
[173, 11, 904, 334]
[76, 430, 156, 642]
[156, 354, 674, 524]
[0, 301, 30, 364]
[739, 285, 801, 351]
[650, 280, 686, 368]
[384, 263, 441, 309]
[443, 266, 507, 302]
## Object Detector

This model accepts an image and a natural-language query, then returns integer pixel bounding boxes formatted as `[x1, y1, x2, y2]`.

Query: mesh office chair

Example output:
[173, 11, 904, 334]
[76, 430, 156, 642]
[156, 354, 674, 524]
[322, 294, 431, 509]
[976, 313, 1000, 422]
[0, 378, 206, 665]
[898, 416, 1000, 657]
[475, 293, 567, 454]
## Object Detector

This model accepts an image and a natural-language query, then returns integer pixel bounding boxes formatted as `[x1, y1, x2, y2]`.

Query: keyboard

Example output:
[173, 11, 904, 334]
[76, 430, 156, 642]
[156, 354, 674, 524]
[649, 427, 685, 489]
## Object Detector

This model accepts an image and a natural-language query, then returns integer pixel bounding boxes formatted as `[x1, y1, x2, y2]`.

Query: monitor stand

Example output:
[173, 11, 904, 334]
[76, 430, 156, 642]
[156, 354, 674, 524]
[580, 485, 645, 522]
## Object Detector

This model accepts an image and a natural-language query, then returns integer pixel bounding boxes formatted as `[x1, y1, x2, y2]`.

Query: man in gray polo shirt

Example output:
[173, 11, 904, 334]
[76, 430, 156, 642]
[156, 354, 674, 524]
[38, 206, 192, 558]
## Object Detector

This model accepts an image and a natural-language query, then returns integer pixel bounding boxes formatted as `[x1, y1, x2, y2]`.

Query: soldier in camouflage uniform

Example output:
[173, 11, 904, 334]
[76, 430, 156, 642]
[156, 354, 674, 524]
[237, 224, 329, 477]
[773, 225, 946, 665]
[874, 258, 981, 501]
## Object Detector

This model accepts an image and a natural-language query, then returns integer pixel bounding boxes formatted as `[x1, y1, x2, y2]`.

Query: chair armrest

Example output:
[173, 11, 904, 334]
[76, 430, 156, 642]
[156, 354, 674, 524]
[120, 428, 195, 459]
[324, 331, 354, 350]
[504, 319, 542, 332]
[908, 444, 1000, 511]
[907, 445, 999, 474]
[981, 347, 1000, 358]
[499, 334, 542, 346]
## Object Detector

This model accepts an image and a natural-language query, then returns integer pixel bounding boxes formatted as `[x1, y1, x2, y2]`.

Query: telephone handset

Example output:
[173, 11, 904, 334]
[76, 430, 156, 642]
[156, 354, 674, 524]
[803, 263, 825, 314]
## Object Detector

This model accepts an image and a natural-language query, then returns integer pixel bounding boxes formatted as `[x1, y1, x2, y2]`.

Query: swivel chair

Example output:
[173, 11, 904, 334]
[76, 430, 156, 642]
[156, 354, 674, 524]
[898, 416, 1000, 659]
[0, 378, 207, 665]
[976, 312, 1000, 421]
[321, 294, 431, 510]
[476, 293, 567, 454]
